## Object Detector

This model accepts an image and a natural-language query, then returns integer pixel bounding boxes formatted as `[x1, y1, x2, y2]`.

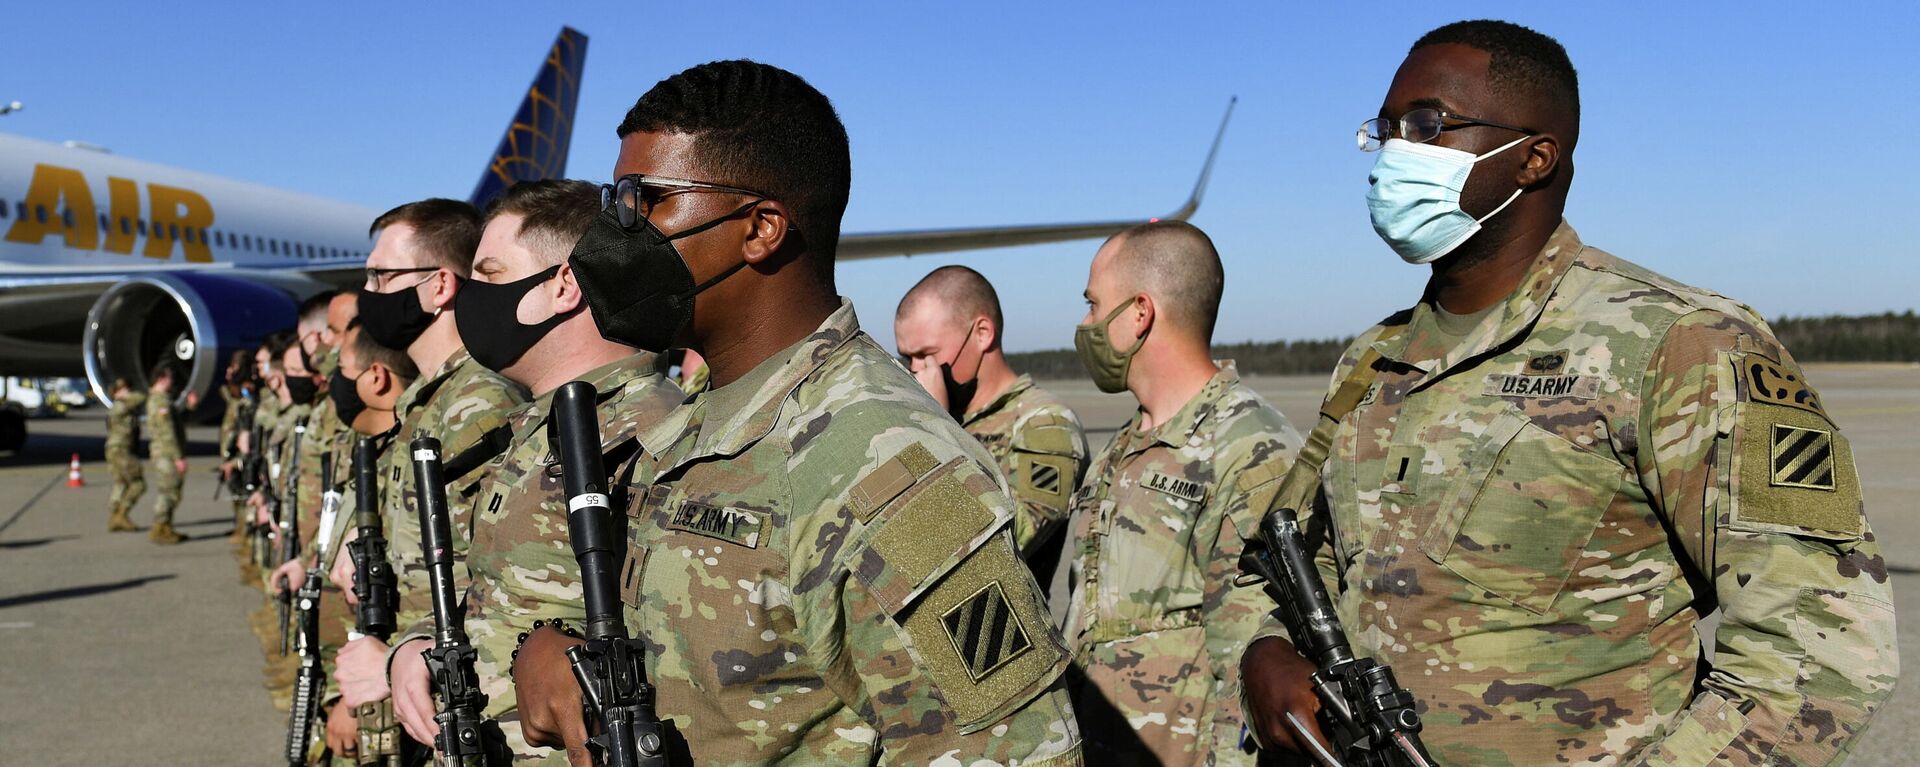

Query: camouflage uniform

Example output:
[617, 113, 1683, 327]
[620, 301, 1080, 765]
[379, 348, 527, 632]
[681, 361, 711, 394]
[1273, 222, 1897, 765]
[145, 390, 186, 531]
[106, 388, 147, 527]
[403, 353, 679, 763]
[1063, 362, 1300, 767]
[960, 374, 1089, 561]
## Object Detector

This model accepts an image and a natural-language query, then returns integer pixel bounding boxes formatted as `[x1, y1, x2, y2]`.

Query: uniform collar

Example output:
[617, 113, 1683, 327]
[640, 298, 863, 468]
[513, 351, 666, 443]
[1374, 219, 1585, 386]
[960, 373, 1035, 428]
[398, 346, 477, 416]
[1122, 361, 1240, 454]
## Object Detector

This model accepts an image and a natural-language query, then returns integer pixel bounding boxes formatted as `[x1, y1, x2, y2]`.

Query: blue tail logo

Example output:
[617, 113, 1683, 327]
[469, 27, 589, 209]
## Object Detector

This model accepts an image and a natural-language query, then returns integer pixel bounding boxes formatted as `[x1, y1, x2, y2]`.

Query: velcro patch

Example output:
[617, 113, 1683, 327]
[850, 443, 939, 522]
[1484, 373, 1601, 400]
[1016, 453, 1074, 512]
[1770, 424, 1836, 491]
[666, 501, 766, 548]
[1743, 358, 1827, 418]
[1141, 469, 1205, 503]
[941, 581, 1034, 682]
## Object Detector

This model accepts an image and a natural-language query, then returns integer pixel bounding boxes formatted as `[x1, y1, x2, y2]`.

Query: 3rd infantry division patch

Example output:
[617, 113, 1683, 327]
[1771, 424, 1836, 491]
[942, 581, 1033, 682]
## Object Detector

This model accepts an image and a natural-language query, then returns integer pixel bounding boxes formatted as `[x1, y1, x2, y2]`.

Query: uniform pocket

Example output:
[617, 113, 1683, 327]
[1419, 409, 1626, 614]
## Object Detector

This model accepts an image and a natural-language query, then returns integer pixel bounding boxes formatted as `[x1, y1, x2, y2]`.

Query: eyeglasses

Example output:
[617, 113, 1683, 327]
[1357, 108, 1537, 152]
[601, 174, 770, 229]
[364, 265, 438, 291]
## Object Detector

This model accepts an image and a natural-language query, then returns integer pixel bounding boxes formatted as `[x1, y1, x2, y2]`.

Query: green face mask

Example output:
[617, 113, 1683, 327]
[1074, 299, 1146, 393]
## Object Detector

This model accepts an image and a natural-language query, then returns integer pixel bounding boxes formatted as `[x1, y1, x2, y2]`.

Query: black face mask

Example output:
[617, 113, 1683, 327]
[285, 375, 318, 406]
[328, 369, 368, 427]
[455, 265, 577, 372]
[939, 326, 982, 419]
[570, 204, 755, 353]
[359, 275, 443, 350]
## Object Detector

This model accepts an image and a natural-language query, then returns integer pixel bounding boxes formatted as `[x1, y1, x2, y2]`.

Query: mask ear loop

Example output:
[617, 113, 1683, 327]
[1469, 134, 1536, 225]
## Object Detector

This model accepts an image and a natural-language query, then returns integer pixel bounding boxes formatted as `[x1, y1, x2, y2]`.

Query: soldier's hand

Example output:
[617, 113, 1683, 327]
[253, 504, 272, 526]
[324, 699, 358, 757]
[389, 638, 439, 745]
[329, 541, 358, 603]
[174, 458, 188, 474]
[1242, 636, 1336, 759]
[909, 359, 949, 409]
[336, 636, 392, 708]
[514, 625, 592, 765]
[270, 558, 303, 595]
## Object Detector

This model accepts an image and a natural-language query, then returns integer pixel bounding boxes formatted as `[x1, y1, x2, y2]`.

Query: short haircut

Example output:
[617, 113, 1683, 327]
[298, 290, 338, 327]
[148, 363, 178, 386]
[897, 265, 1005, 342]
[369, 198, 485, 274]
[263, 331, 295, 360]
[618, 60, 851, 271]
[1105, 220, 1225, 340]
[484, 180, 603, 265]
[1413, 20, 1579, 131]
[345, 325, 419, 382]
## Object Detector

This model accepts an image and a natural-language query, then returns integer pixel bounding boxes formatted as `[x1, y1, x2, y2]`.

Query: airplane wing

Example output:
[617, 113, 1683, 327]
[838, 97, 1234, 260]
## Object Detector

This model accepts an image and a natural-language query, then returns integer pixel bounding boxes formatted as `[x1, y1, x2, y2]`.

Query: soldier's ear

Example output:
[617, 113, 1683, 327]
[1131, 292, 1155, 340]
[549, 262, 583, 315]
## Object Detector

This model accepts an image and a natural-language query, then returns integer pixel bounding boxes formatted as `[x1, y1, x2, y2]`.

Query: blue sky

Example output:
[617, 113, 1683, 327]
[4, 2, 1914, 354]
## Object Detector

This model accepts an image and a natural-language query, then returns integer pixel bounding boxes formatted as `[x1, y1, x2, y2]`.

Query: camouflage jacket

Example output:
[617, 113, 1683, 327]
[379, 347, 528, 630]
[268, 401, 311, 490]
[107, 389, 146, 453]
[618, 300, 1080, 766]
[1063, 362, 1300, 767]
[961, 374, 1089, 558]
[1275, 222, 1896, 765]
[145, 391, 184, 462]
[218, 388, 244, 459]
[295, 397, 346, 561]
[419, 352, 680, 762]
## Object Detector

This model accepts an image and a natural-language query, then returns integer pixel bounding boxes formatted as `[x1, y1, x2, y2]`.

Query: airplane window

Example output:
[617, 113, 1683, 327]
[137, 220, 147, 236]
[168, 223, 179, 241]
[121, 218, 131, 235]
[35, 205, 46, 224]
[183, 228, 194, 244]
[0, 199, 7, 219]
[98, 213, 108, 230]
[61, 209, 73, 228]
[13, 201, 22, 219]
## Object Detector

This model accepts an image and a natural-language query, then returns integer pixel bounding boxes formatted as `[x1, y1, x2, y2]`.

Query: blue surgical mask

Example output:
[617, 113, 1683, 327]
[1366, 135, 1530, 264]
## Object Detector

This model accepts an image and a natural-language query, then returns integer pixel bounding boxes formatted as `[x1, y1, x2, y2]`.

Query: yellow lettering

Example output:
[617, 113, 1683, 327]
[4, 164, 98, 250]
[144, 183, 214, 263]
[102, 176, 139, 254]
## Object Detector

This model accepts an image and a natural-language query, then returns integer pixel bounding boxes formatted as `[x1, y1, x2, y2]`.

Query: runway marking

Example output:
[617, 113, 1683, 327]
[0, 470, 63, 536]
[0, 621, 33, 629]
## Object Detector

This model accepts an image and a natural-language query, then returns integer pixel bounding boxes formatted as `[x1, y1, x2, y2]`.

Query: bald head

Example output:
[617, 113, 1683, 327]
[1098, 221, 1223, 340]
[896, 265, 1004, 338]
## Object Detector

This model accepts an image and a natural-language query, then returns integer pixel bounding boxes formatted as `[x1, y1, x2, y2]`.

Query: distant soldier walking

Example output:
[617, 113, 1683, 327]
[145, 365, 187, 545]
[104, 377, 145, 532]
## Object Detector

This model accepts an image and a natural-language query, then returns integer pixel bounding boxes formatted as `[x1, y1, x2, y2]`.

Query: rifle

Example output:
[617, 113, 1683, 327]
[348, 436, 411, 766]
[286, 452, 338, 767]
[554, 382, 685, 767]
[278, 420, 307, 657]
[241, 422, 270, 561]
[1242, 507, 1435, 767]
[411, 437, 509, 766]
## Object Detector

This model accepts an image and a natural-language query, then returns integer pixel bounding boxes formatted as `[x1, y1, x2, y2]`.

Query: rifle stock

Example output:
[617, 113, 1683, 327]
[285, 451, 335, 766]
[411, 437, 508, 767]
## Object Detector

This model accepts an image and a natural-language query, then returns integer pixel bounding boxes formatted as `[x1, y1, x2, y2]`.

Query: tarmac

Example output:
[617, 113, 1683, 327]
[0, 363, 1913, 765]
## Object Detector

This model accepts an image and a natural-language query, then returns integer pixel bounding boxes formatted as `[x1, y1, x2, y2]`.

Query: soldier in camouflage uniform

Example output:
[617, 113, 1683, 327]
[368, 180, 679, 762]
[1242, 21, 1896, 766]
[1060, 221, 1298, 766]
[105, 378, 146, 532]
[894, 265, 1089, 580]
[330, 196, 528, 748]
[145, 365, 187, 545]
[510, 62, 1080, 765]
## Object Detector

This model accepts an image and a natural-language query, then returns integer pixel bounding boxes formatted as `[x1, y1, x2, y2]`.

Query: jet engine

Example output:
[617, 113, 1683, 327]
[83, 272, 314, 417]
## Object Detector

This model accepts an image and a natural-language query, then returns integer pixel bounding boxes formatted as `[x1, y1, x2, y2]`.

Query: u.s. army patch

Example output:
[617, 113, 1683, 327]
[1484, 373, 1600, 399]
[1141, 470, 1205, 503]
[666, 501, 766, 548]
[1770, 424, 1836, 491]
[941, 581, 1033, 682]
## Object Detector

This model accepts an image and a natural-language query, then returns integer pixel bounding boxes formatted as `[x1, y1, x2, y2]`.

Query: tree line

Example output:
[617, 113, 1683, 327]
[1007, 311, 1920, 380]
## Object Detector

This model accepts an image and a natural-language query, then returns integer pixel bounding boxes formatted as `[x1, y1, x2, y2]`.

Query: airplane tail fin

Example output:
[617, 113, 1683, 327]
[468, 27, 589, 209]
[1162, 96, 1235, 222]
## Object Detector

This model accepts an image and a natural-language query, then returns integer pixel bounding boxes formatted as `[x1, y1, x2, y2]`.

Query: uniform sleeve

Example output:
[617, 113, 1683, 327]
[1633, 310, 1897, 766]
[793, 444, 1080, 766]
[1006, 408, 1089, 557]
[1206, 451, 1291, 759]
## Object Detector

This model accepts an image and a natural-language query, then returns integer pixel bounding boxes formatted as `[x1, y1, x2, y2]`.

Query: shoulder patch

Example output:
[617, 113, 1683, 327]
[666, 501, 768, 549]
[898, 533, 1066, 731]
[1012, 416, 1079, 457]
[1734, 402, 1862, 539]
[941, 581, 1034, 682]
[1742, 356, 1827, 419]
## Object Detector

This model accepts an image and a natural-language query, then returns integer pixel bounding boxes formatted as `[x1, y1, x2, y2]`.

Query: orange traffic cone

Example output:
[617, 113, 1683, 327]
[66, 453, 85, 487]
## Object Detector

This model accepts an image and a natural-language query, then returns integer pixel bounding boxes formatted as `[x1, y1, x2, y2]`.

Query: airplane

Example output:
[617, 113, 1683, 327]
[0, 26, 1229, 451]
